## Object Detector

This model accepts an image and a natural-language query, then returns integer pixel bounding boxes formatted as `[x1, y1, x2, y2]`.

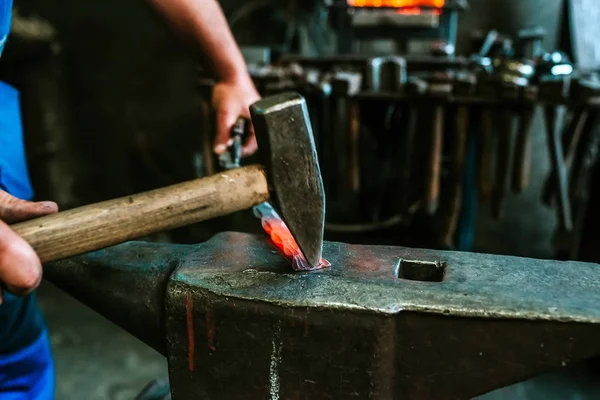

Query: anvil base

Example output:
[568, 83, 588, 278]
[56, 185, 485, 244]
[47, 232, 600, 399]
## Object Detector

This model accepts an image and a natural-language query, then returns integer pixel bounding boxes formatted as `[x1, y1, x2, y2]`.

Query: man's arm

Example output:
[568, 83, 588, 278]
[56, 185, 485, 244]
[147, 0, 260, 156]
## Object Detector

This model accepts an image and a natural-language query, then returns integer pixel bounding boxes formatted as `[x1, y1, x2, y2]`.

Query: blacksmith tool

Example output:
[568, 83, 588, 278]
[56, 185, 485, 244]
[542, 77, 600, 205]
[510, 27, 544, 193]
[330, 70, 363, 216]
[516, 26, 545, 60]
[441, 71, 475, 249]
[366, 55, 408, 222]
[424, 71, 453, 215]
[365, 55, 407, 93]
[539, 53, 574, 233]
[489, 56, 535, 219]
[569, 117, 600, 260]
[401, 76, 428, 213]
[12, 92, 326, 268]
[568, 77, 600, 199]
[511, 85, 537, 193]
[470, 30, 504, 203]
[218, 117, 245, 170]
[364, 56, 407, 203]
[46, 232, 600, 399]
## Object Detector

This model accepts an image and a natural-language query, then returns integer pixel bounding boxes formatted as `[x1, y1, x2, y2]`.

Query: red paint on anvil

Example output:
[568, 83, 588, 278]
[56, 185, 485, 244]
[185, 295, 195, 372]
[205, 309, 216, 351]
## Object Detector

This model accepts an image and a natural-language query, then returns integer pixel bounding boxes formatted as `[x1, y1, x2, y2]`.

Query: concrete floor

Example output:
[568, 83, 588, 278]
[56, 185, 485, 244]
[37, 282, 168, 400]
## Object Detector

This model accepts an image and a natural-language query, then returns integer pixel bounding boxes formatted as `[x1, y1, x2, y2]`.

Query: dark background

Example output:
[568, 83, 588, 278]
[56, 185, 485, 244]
[7, 0, 565, 257]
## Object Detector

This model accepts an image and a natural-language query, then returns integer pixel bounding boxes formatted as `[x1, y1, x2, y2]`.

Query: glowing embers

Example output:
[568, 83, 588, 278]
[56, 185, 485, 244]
[347, 0, 444, 8]
[254, 203, 330, 271]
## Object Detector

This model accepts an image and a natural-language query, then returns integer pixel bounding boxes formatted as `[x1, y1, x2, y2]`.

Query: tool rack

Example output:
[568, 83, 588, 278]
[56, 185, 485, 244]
[198, 1, 600, 256]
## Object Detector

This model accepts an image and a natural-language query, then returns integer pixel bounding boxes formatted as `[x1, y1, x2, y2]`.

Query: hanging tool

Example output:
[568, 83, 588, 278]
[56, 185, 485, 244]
[12, 92, 326, 268]
[568, 77, 600, 199]
[491, 102, 515, 219]
[441, 71, 475, 249]
[487, 50, 536, 218]
[470, 30, 510, 203]
[542, 77, 600, 205]
[366, 56, 408, 221]
[511, 85, 537, 193]
[488, 57, 535, 218]
[539, 52, 575, 232]
[423, 71, 453, 215]
[330, 70, 363, 217]
[401, 76, 428, 213]
[510, 26, 545, 193]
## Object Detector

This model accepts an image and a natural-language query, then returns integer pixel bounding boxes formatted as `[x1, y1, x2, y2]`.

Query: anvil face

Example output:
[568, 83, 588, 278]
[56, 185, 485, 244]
[163, 233, 600, 400]
[47, 233, 600, 400]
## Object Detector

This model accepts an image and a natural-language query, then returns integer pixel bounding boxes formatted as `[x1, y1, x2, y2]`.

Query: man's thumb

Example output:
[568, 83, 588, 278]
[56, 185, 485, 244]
[0, 190, 58, 224]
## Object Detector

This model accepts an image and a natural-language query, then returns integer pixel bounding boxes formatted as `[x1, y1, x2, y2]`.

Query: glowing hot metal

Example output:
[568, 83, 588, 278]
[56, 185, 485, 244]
[253, 203, 330, 271]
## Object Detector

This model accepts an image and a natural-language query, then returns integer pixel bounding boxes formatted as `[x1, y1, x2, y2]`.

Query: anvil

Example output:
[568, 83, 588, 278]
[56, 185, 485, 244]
[47, 232, 600, 399]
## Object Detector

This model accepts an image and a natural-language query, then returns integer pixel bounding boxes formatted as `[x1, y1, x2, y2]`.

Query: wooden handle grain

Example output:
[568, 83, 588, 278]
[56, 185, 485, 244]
[12, 165, 269, 263]
[424, 104, 444, 215]
[511, 106, 535, 193]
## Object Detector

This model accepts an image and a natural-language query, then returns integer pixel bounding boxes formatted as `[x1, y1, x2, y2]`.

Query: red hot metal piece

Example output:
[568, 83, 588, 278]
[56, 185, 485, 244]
[256, 203, 330, 271]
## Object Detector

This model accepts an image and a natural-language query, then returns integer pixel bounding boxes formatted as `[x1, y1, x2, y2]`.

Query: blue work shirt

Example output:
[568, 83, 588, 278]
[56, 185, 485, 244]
[0, 0, 46, 355]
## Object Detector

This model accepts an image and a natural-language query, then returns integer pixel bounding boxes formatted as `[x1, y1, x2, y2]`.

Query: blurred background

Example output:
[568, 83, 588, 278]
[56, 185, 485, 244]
[3, 0, 600, 398]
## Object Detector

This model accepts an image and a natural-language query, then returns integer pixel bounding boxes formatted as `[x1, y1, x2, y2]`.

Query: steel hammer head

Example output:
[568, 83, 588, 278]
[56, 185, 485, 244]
[250, 92, 325, 267]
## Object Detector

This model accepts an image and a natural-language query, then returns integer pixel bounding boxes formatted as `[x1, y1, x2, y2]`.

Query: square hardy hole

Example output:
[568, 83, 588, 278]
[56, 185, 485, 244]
[397, 259, 447, 282]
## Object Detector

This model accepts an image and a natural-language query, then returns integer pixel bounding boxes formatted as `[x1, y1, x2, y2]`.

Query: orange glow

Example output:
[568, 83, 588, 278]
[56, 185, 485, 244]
[260, 215, 330, 271]
[348, 0, 444, 7]
[395, 7, 430, 14]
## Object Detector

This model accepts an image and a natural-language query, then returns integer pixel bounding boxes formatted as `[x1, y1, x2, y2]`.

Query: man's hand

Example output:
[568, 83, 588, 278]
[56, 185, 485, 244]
[212, 79, 261, 158]
[144, 0, 261, 157]
[0, 190, 58, 303]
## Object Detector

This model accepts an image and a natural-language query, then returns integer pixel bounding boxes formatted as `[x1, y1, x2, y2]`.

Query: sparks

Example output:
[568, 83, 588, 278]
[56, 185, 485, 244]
[254, 203, 330, 271]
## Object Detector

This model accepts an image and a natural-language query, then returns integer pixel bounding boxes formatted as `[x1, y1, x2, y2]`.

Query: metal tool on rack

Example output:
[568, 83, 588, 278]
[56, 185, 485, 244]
[441, 71, 475, 249]
[329, 69, 363, 220]
[470, 30, 510, 203]
[491, 55, 536, 219]
[511, 26, 545, 192]
[538, 51, 575, 233]
[423, 70, 453, 215]
[542, 76, 599, 205]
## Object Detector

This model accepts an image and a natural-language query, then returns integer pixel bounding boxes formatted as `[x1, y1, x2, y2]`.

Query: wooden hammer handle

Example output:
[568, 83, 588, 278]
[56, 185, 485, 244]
[12, 165, 269, 263]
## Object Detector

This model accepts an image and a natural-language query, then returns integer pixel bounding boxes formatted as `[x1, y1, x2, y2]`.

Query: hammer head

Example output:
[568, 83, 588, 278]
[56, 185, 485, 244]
[250, 92, 325, 267]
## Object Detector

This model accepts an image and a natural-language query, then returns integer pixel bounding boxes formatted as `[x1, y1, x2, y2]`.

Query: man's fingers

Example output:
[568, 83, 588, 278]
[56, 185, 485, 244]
[214, 109, 238, 156]
[241, 125, 258, 157]
[0, 190, 58, 223]
[0, 220, 42, 297]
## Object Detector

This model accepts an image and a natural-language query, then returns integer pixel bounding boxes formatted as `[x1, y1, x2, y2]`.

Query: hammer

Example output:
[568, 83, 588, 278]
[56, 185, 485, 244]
[11, 92, 326, 268]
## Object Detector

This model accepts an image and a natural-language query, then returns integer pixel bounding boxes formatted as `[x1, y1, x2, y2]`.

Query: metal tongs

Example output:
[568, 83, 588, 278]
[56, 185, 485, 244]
[218, 117, 246, 170]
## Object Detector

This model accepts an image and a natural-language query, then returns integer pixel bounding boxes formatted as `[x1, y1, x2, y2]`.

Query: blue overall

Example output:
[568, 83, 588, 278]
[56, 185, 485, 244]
[0, 1, 55, 398]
